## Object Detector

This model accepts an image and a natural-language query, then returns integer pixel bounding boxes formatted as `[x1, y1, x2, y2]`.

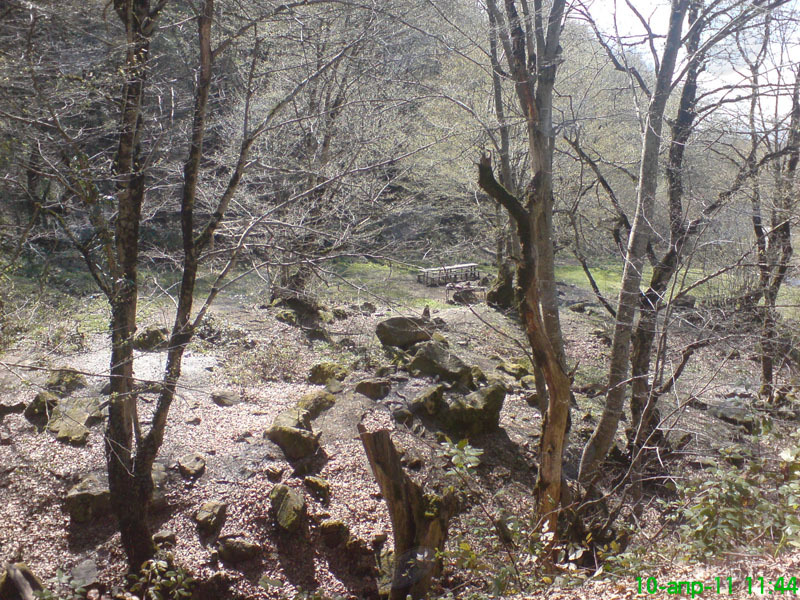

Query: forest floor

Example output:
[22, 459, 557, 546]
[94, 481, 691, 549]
[1, 260, 800, 599]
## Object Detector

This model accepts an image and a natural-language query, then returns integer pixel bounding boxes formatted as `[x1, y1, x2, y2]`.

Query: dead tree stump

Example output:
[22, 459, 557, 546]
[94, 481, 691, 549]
[358, 424, 457, 600]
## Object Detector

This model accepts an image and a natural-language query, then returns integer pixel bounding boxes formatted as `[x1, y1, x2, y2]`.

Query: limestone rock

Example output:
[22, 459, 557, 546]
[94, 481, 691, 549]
[375, 316, 432, 348]
[211, 390, 241, 407]
[355, 378, 391, 401]
[132, 326, 169, 351]
[303, 476, 331, 504]
[710, 401, 759, 433]
[410, 385, 445, 416]
[496, 361, 529, 379]
[65, 475, 110, 523]
[178, 453, 206, 478]
[408, 341, 473, 388]
[439, 384, 506, 437]
[218, 535, 260, 563]
[297, 390, 336, 418]
[266, 407, 319, 461]
[269, 484, 306, 533]
[24, 391, 59, 421]
[195, 500, 227, 533]
[360, 301, 377, 314]
[319, 519, 349, 547]
[154, 529, 177, 546]
[0, 563, 43, 600]
[308, 362, 349, 385]
[46, 368, 87, 396]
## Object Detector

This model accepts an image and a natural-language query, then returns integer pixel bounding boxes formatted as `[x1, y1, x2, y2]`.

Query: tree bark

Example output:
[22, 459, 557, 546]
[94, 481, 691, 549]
[358, 426, 457, 600]
[579, 0, 691, 485]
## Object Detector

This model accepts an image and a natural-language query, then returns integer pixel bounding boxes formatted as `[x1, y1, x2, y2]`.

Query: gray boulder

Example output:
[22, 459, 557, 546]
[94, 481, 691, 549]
[439, 384, 506, 437]
[375, 317, 432, 348]
[211, 390, 241, 407]
[178, 453, 206, 478]
[195, 500, 227, 533]
[269, 484, 306, 533]
[355, 378, 391, 400]
[218, 535, 260, 563]
[408, 341, 473, 388]
[65, 475, 111, 523]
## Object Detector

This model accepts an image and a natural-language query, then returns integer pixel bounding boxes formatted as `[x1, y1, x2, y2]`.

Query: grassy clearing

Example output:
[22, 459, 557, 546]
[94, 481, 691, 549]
[318, 259, 451, 310]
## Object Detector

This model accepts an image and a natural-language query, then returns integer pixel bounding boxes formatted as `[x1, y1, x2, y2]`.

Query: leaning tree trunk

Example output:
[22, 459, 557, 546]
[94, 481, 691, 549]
[358, 426, 457, 600]
[579, 0, 690, 485]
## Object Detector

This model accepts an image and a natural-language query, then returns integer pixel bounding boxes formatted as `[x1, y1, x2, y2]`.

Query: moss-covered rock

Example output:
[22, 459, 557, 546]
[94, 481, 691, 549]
[24, 391, 59, 421]
[269, 484, 306, 533]
[266, 425, 319, 460]
[65, 475, 110, 523]
[218, 535, 260, 563]
[410, 385, 445, 416]
[439, 384, 506, 437]
[354, 378, 391, 401]
[275, 309, 298, 325]
[194, 500, 227, 533]
[496, 361, 529, 379]
[303, 476, 331, 504]
[0, 563, 43, 599]
[132, 326, 169, 351]
[408, 341, 473, 388]
[319, 519, 349, 547]
[308, 362, 349, 384]
[297, 391, 336, 418]
[45, 369, 87, 397]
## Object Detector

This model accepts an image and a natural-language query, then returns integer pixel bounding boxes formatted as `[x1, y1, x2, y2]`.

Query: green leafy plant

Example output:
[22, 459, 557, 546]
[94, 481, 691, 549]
[439, 437, 483, 477]
[126, 557, 196, 600]
[666, 437, 800, 558]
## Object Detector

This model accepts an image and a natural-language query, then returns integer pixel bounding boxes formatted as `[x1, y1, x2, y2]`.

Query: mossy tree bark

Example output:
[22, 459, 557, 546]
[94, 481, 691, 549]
[480, 0, 570, 559]
[358, 425, 457, 600]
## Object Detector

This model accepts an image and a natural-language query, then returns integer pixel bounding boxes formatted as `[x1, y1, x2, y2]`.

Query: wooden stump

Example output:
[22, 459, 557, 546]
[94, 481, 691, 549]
[358, 425, 457, 600]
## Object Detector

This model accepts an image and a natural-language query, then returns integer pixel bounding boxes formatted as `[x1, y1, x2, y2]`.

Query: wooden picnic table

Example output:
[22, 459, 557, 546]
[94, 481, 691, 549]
[416, 263, 480, 286]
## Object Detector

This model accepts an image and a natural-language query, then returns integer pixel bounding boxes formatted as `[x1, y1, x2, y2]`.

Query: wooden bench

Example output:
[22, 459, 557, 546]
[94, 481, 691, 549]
[416, 263, 480, 287]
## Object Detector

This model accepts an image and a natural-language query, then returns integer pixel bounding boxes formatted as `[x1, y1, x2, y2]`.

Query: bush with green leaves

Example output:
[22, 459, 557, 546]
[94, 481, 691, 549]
[666, 437, 800, 558]
[126, 557, 196, 600]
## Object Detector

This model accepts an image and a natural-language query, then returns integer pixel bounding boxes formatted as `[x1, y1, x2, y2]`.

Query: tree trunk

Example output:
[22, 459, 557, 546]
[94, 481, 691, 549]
[579, 0, 690, 485]
[358, 425, 457, 600]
